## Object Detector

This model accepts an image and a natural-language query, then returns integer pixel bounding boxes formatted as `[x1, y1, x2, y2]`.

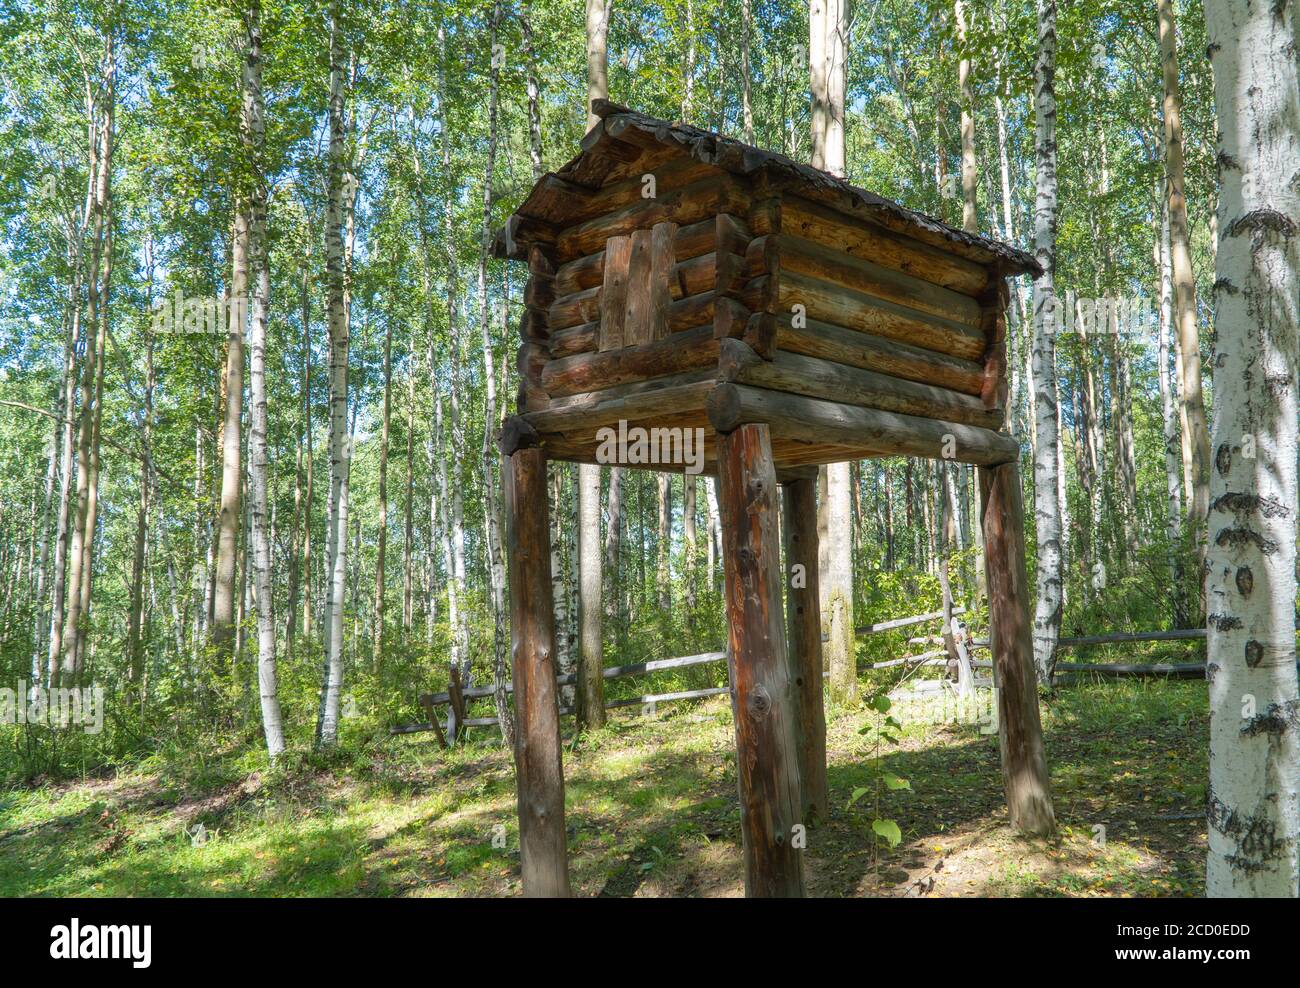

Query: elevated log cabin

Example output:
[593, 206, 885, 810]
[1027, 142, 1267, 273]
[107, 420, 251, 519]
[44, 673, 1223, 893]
[493, 101, 1056, 898]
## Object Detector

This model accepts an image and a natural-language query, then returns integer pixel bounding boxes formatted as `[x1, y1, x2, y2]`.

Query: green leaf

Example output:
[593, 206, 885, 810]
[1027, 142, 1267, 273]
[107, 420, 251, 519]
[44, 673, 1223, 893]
[868, 695, 893, 714]
[883, 773, 911, 791]
[872, 818, 903, 847]
[846, 786, 869, 809]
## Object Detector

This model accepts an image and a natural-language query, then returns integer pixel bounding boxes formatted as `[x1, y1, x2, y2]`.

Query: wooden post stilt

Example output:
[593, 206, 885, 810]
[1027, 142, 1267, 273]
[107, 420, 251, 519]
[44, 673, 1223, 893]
[978, 458, 1056, 837]
[717, 423, 806, 897]
[781, 477, 828, 826]
[503, 440, 571, 896]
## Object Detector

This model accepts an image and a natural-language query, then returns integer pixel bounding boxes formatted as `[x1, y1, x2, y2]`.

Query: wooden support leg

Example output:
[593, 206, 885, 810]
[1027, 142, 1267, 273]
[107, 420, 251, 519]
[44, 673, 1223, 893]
[504, 445, 571, 896]
[781, 477, 828, 826]
[717, 423, 806, 897]
[978, 459, 1057, 837]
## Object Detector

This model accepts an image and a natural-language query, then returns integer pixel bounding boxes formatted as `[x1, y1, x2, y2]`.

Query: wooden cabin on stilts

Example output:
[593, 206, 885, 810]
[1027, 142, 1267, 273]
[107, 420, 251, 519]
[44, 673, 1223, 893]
[492, 101, 1056, 898]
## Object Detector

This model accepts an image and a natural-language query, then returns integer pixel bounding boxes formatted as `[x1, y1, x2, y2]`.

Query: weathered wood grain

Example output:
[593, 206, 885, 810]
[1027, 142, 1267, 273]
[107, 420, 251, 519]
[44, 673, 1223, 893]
[781, 476, 827, 826]
[598, 235, 632, 351]
[978, 459, 1057, 837]
[717, 338, 1003, 428]
[504, 444, 572, 896]
[716, 422, 806, 897]
[542, 326, 719, 398]
[708, 383, 1019, 465]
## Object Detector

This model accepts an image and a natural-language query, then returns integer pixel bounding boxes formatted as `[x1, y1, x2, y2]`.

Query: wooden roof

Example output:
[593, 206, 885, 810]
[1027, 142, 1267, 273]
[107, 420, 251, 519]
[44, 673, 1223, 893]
[494, 100, 1041, 278]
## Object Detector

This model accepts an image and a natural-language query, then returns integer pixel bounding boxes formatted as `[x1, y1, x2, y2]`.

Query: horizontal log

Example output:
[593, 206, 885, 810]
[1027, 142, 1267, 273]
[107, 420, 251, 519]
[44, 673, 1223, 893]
[762, 233, 983, 329]
[545, 158, 723, 228]
[759, 312, 985, 396]
[554, 215, 749, 296]
[858, 607, 966, 635]
[606, 686, 730, 709]
[550, 286, 602, 331]
[398, 686, 733, 732]
[550, 255, 744, 332]
[544, 369, 717, 412]
[707, 383, 1020, 465]
[775, 269, 987, 360]
[717, 339, 1004, 429]
[780, 194, 991, 296]
[556, 174, 746, 260]
[419, 650, 728, 706]
[1053, 662, 1208, 677]
[865, 650, 947, 670]
[542, 326, 719, 397]
[526, 379, 716, 437]
[550, 321, 598, 358]
[970, 629, 1210, 649]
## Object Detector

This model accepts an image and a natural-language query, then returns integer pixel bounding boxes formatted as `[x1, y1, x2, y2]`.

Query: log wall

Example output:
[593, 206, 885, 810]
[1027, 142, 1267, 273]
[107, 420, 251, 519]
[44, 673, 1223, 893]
[511, 151, 1015, 470]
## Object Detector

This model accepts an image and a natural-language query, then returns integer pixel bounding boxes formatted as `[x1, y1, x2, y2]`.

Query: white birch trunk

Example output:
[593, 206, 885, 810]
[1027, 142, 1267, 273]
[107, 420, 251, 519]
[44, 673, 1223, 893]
[244, 1, 283, 759]
[477, 0, 514, 744]
[1029, 0, 1062, 683]
[1203, 0, 1300, 898]
[317, 3, 350, 747]
[1157, 184, 1184, 609]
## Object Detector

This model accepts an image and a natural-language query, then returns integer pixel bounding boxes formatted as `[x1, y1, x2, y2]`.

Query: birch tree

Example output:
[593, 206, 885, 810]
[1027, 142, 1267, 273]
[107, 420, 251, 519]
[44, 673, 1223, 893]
[1157, 0, 1211, 542]
[1203, 0, 1300, 898]
[477, 0, 514, 744]
[213, 16, 250, 661]
[1156, 174, 1185, 625]
[241, 0, 284, 759]
[576, 0, 610, 730]
[811, 0, 855, 704]
[1028, 0, 1062, 683]
[317, 2, 352, 748]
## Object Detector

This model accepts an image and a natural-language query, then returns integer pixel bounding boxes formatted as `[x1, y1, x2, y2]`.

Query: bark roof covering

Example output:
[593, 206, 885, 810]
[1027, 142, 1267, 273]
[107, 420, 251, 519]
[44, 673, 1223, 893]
[494, 100, 1041, 279]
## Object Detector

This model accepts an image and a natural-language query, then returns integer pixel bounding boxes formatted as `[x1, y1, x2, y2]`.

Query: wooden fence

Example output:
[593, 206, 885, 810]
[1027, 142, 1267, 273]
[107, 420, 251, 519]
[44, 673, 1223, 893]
[395, 606, 974, 741]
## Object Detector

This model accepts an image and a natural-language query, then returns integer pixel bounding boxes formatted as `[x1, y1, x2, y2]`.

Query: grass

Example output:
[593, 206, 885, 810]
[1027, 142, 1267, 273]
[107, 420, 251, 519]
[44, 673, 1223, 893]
[0, 676, 1209, 897]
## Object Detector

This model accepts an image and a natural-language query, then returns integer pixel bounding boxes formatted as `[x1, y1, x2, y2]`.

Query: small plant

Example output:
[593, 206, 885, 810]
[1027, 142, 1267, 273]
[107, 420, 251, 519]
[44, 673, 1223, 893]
[848, 693, 911, 875]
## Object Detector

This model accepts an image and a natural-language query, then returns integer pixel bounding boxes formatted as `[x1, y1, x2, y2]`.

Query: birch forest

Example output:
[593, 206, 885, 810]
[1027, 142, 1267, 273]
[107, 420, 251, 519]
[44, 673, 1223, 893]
[0, 0, 1297, 905]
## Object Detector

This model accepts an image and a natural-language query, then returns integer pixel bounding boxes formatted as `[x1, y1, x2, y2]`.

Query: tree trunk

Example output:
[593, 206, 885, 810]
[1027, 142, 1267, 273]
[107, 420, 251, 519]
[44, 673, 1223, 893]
[656, 474, 671, 612]
[243, 0, 283, 760]
[522, 1, 544, 183]
[1029, 0, 1062, 684]
[1203, 0, 1300, 898]
[317, 2, 350, 748]
[213, 147, 249, 662]
[955, 0, 977, 233]
[1156, 178, 1186, 625]
[373, 300, 392, 670]
[1158, 0, 1211, 546]
[810, 0, 854, 705]
[575, 0, 610, 732]
[478, 0, 514, 745]
[740, 0, 754, 143]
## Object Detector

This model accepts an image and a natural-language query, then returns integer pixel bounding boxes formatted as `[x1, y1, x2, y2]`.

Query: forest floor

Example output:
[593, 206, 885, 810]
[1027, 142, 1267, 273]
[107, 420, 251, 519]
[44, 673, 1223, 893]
[0, 678, 1208, 897]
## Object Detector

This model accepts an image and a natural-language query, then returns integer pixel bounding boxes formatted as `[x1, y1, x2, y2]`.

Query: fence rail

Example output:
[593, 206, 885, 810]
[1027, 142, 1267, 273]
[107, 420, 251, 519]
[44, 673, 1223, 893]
[397, 606, 976, 742]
